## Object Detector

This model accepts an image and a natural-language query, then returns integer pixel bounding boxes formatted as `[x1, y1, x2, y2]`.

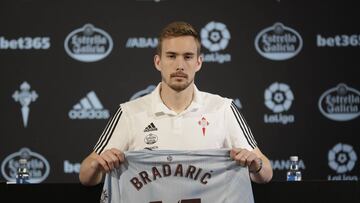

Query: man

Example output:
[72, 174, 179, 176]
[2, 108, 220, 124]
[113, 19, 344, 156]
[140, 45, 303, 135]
[79, 21, 273, 186]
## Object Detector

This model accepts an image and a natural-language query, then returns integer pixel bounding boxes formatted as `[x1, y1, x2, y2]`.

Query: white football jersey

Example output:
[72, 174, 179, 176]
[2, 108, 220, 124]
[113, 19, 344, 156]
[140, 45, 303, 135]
[94, 83, 257, 154]
[100, 149, 254, 203]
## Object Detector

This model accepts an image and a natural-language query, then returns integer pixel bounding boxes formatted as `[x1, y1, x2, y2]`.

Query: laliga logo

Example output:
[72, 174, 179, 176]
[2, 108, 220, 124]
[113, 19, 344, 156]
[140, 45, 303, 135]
[201, 21, 230, 52]
[264, 82, 294, 113]
[200, 21, 231, 63]
[264, 82, 295, 125]
[130, 85, 156, 101]
[64, 24, 113, 62]
[255, 22, 303, 61]
[328, 143, 357, 174]
[1, 148, 50, 183]
[318, 83, 360, 121]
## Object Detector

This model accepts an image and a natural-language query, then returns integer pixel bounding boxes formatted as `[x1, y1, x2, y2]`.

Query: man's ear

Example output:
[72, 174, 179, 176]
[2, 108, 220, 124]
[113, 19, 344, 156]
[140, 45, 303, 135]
[195, 55, 203, 72]
[154, 54, 161, 71]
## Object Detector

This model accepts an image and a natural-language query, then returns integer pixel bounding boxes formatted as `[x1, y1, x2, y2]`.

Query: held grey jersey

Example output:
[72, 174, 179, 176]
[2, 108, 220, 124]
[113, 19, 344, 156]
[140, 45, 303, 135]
[100, 149, 254, 203]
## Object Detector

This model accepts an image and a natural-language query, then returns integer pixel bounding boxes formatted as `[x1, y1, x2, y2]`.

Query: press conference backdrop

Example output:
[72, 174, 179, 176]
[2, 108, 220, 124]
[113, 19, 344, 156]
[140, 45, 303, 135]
[1, 0, 359, 183]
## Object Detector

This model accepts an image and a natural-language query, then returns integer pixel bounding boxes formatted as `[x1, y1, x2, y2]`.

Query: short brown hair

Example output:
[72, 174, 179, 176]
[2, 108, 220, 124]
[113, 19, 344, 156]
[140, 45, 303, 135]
[156, 21, 201, 56]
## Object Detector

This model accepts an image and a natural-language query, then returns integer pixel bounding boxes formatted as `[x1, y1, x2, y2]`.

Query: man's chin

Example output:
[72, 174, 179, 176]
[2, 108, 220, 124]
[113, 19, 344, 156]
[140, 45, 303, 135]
[169, 82, 190, 92]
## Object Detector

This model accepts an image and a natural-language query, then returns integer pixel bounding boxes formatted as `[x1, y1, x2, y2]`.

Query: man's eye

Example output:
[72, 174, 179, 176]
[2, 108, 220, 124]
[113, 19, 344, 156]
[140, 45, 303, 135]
[185, 55, 193, 60]
[167, 55, 176, 59]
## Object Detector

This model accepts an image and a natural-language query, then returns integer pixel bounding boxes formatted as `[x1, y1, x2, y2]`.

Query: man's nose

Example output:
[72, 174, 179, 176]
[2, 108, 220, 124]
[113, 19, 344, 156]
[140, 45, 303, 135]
[176, 58, 185, 71]
[176, 66, 184, 71]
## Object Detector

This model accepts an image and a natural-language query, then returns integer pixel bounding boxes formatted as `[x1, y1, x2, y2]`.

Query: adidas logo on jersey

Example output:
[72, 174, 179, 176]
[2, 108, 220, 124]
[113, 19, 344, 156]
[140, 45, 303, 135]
[144, 122, 158, 132]
[68, 91, 110, 119]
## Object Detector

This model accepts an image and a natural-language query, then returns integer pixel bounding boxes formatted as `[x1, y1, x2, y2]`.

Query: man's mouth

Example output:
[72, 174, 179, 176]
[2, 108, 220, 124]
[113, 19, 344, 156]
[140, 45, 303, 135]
[170, 72, 188, 78]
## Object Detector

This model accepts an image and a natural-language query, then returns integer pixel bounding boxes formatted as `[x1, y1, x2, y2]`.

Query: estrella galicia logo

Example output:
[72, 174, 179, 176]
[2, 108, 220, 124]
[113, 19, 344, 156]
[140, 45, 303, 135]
[200, 21, 231, 63]
[130, 85, 156, 101]
[319, 83, 360, 121]
[64, 24, 113, 62]
[264, 82, 295, 125]
[1, 148, 50, 183]
[255, 22, 303, 61]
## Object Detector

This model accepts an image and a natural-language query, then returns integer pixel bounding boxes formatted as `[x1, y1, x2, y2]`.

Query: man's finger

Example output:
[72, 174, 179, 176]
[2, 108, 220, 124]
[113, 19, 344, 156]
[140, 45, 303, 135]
[102, 153, 115, 170]
[230, 149, 239, 159]
[112, 150, 125, 163]
[95, 156, 110, 172]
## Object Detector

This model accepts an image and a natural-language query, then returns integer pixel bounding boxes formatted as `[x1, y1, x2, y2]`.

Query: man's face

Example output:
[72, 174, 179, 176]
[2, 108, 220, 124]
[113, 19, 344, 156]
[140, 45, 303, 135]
[154, 36, 202, 92]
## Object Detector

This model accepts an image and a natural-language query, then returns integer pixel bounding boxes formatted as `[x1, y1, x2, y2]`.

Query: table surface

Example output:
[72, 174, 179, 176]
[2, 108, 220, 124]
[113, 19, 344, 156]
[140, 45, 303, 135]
[1, 181, 359, 203]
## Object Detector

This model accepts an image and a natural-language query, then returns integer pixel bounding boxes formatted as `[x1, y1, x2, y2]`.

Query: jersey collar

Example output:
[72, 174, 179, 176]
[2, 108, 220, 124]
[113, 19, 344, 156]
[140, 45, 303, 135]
[151, 82, 202, 116]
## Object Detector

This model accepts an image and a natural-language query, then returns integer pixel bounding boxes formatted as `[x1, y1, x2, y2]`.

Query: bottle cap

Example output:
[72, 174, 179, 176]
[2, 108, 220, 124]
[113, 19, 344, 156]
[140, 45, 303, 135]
[19, 158, 27, 164]
[290, 156, 298, 161]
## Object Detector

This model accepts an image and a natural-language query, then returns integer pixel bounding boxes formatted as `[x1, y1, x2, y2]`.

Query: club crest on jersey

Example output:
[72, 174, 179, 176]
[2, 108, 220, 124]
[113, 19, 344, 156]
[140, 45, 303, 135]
[144, 133, 158, 145]
[198, 117, 209, 136]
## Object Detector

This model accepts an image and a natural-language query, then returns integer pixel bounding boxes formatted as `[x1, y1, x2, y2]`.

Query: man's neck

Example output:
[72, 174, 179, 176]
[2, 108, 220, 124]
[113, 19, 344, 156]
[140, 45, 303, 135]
[160, 82, 194, 114]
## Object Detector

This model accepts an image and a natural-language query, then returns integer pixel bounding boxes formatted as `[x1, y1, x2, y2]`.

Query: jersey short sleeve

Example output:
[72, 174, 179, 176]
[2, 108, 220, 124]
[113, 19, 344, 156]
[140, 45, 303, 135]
[224, 99, 257, 150]
[93, 104, 131, 154]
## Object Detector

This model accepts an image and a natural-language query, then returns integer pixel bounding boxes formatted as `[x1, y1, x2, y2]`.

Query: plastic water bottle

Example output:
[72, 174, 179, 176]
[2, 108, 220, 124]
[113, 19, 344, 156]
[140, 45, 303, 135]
[286, 156, 302, 181]
[16, 158, 30, 184]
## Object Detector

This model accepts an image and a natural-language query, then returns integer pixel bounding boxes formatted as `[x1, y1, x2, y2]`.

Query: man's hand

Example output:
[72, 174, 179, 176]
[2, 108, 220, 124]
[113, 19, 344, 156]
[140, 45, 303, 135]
[230, 148, 262, 173]
[80, 148, 125, 186]
[91, 148, 125, 173]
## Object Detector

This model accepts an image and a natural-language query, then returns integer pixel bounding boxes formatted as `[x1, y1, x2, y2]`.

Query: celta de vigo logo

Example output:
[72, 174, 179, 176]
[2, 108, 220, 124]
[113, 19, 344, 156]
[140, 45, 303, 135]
[255, 22, 303, 61]
[144, 133, 158, 145]
[13, 81, 38, 127]
[264, 82, 295, 124]
[130, 85, 156, 101]
[318, 83, 360, 121]
[64, 24, 113, 62]
[200, 21, 231, 63]
[1, 148, 50, 183]
[328, 143, 358, 181]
